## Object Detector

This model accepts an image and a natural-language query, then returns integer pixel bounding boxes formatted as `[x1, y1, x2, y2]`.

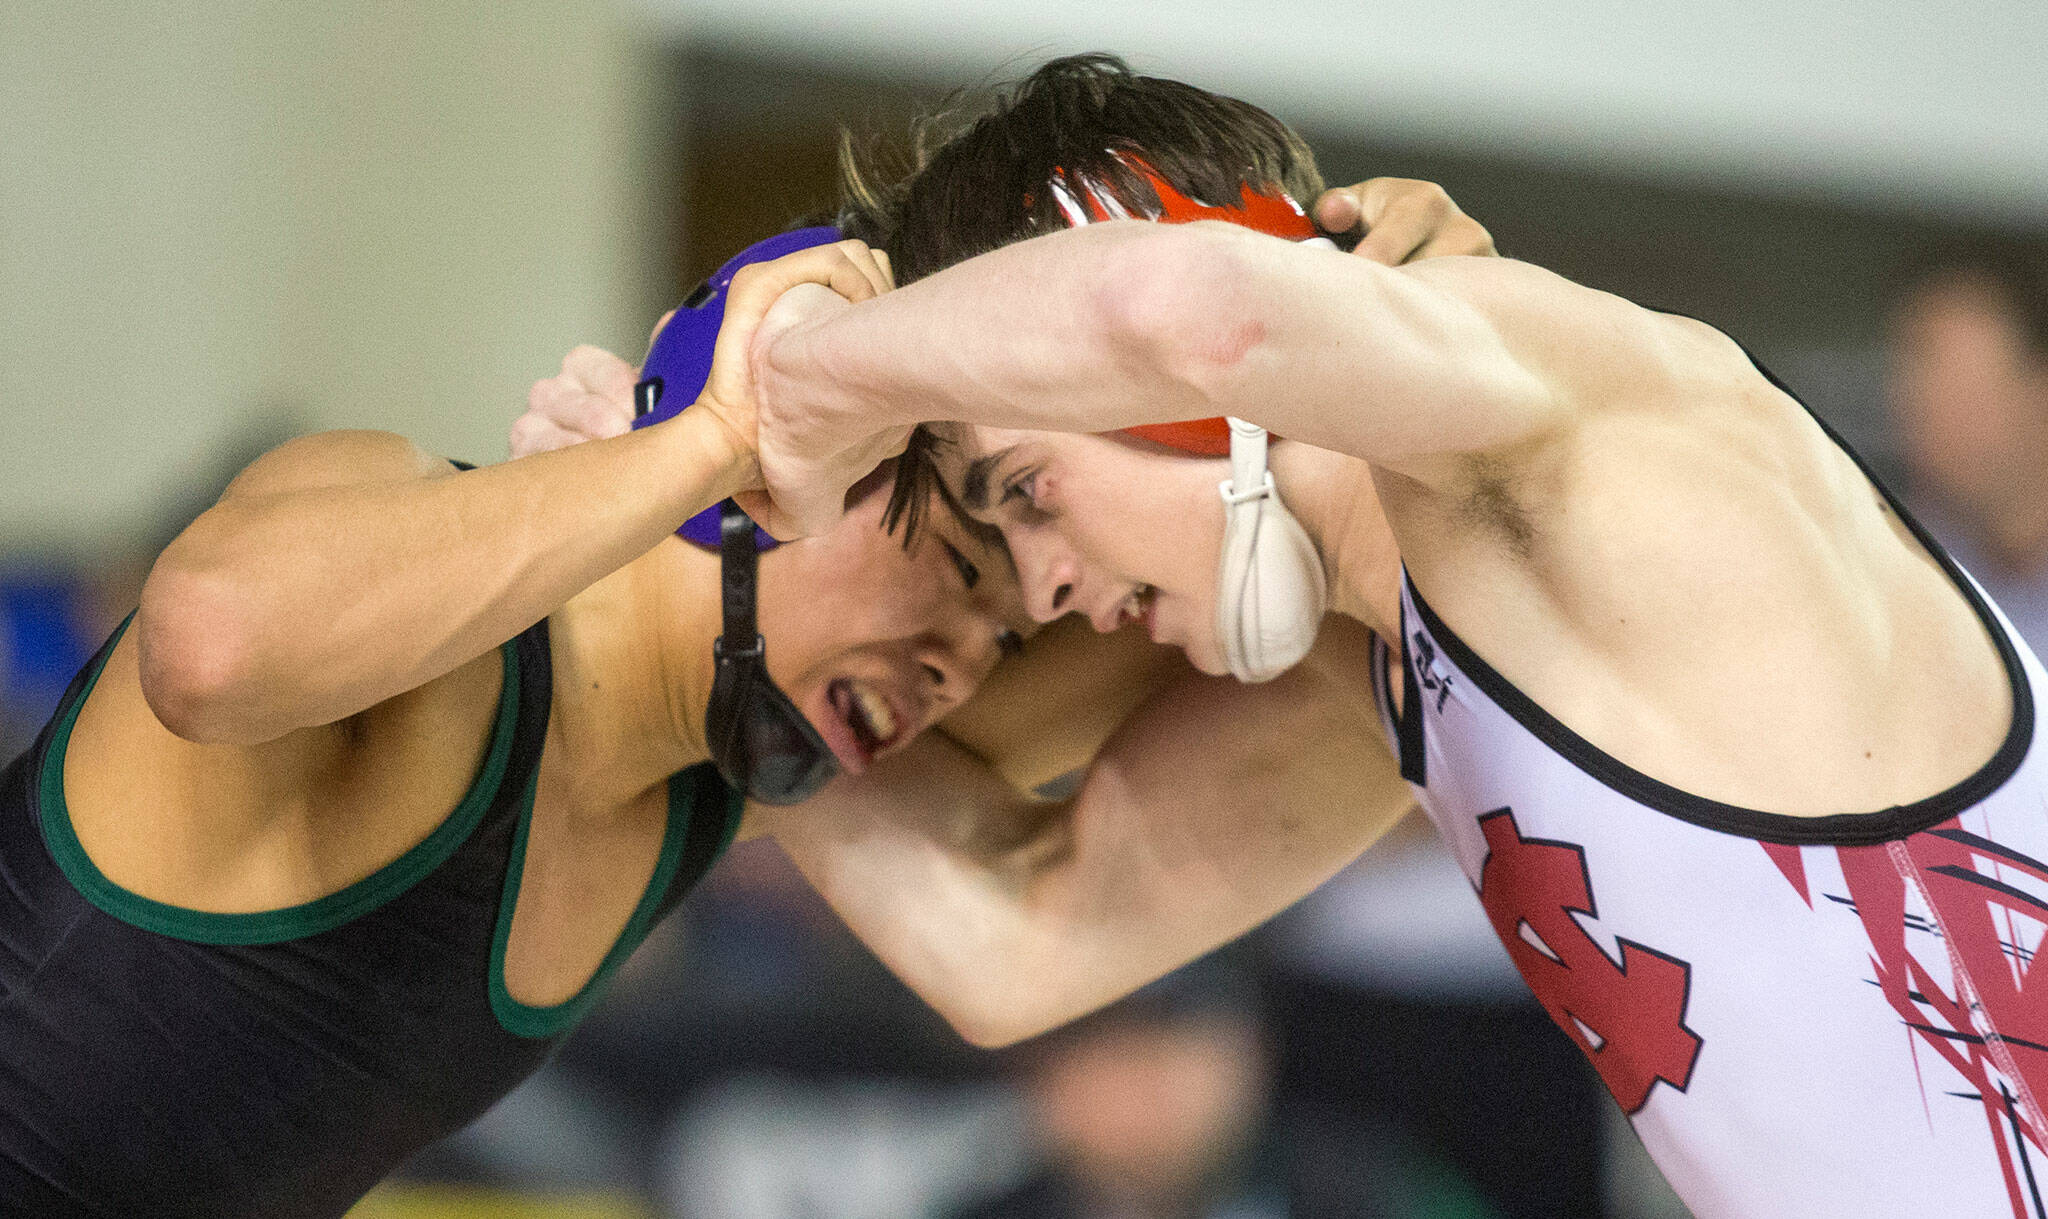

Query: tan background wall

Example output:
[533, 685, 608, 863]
[0, 1, 679, 553]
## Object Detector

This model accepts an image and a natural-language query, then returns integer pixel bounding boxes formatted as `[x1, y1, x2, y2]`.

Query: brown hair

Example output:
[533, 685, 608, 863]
[835, 53, 1326, 542]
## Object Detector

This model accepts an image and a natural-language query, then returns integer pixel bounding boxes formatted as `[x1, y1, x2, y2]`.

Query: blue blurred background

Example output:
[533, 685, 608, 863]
[6, 3, 2046, 1216]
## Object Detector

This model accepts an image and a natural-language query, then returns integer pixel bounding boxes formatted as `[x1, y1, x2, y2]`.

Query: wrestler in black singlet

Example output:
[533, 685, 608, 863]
[0, 616, 742, 1216]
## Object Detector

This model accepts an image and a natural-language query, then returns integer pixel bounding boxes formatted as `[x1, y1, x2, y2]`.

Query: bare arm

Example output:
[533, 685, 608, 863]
[757, 616, 1411, 1047]
[138, 411, 742, 744]
[937, 615, 1188, 793]
[754, 222, 1732, 531]
[141, 240, 900, 745]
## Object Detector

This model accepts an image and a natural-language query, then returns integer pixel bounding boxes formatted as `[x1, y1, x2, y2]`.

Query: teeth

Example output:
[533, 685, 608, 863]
[853, 685, 896, 743]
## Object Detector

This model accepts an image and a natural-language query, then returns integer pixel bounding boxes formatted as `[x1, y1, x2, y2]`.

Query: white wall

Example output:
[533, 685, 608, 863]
[4, 0, 2041, 552]
[0, 1, 676, 552]
[650, 0, 2048, 222]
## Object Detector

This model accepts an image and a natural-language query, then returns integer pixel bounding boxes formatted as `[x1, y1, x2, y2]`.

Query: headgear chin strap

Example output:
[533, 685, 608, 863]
[1054, 160, 1333, 681]
[702, 500, 839, 804]
[632, 225, 848, 803]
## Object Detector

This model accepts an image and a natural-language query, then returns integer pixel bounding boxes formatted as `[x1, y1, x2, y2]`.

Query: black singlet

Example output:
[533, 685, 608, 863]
[0, 618, 743, 1217]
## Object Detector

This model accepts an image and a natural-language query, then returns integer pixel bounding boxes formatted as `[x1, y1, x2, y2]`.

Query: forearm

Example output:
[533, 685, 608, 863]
[766, 733, 1073, 1046]
[771, 619, 1410, 1047]
[140, 412, 743, 742]
[764, 221, 1560, 467]
[938, 615, 1187, 793]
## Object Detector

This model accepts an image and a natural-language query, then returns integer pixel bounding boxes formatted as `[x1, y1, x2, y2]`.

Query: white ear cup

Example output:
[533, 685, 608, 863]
[1214, 418, 1329, 681]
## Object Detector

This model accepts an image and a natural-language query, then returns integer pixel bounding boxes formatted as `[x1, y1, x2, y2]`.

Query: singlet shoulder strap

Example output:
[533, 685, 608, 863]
[36, 616, 532, 945]
[488, 762, 742, 1038]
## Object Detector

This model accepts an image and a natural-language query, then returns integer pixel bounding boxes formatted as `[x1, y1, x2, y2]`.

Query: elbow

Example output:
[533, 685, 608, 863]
[918, 960, 1057, 1049]
[1091, 223, 1267, 400]
[136, 559, 262, 743]
[944, 1000, 1060, 1051]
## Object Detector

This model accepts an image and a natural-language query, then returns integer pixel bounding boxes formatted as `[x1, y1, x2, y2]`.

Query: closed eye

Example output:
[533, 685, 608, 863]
[941, 539, 980, 590]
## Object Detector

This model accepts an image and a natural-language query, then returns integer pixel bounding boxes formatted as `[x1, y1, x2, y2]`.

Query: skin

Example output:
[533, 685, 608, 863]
[504, 179, 1491, 1045]
[79, 240, 1029, 1008]
[55, 178, 1491, 1049]
[748, 218, 2014, 824]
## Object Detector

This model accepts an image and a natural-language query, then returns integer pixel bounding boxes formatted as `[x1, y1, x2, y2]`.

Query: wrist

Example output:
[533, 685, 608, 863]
[655, 406, 758, 509]
[755, 289, 896, 445]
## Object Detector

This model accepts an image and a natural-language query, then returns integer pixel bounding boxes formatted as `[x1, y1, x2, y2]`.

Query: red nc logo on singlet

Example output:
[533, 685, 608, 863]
[1477, 809, 1703, 1114]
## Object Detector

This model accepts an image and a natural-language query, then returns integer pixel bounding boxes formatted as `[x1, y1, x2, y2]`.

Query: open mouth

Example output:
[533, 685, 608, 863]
[1116, 584, 1158, 636]
[827, 677, 903, 761]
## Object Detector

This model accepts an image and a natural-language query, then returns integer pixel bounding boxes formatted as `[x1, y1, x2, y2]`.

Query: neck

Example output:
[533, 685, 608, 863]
[1267, 442, 1402, 639]
[545, 538, 722, 809]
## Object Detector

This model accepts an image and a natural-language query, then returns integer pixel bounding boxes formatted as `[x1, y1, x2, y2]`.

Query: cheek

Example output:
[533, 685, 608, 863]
[756, 550, 892, 682]
[1073, 481, 1225, 598]
[757, 540, 955, 685]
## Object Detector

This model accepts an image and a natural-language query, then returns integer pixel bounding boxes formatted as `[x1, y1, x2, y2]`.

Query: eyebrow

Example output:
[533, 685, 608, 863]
[960, 446, 1019, 514]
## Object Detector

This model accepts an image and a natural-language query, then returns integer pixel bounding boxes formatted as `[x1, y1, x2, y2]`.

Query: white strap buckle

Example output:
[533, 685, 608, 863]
[1220, 474, 1274, 507]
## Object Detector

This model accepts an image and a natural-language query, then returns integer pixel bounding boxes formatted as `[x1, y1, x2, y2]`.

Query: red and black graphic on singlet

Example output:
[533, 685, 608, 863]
[1477, 809, 1702, 1114]
[1772, 824, 2048, 1218]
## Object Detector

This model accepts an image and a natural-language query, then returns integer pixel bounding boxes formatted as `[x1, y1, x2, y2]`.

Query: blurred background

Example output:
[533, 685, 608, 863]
[6, 2, 2046, 1216]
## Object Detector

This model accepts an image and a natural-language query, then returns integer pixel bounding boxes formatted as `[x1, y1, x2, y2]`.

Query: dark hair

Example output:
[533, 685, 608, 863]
[837, 54, 1326, 541]
[1891, 237, 2048, 361]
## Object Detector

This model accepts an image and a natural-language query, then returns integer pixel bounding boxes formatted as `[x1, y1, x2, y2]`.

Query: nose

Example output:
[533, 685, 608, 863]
[911, 622, 997, 717]
[912, 643, 967, 713]
[1008, 529, 1082, 624]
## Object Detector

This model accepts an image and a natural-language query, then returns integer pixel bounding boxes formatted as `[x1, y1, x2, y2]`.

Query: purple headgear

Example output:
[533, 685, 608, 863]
[631, 225, 846, 806]
[630, 225, 845, 549]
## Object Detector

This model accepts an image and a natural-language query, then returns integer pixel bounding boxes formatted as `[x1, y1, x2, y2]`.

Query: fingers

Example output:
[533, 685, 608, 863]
[1413, 213, 1499, 259]
[517, 384, 631, 446]
[833, 239, 892, 299]
[1313, 188, 1363, 236]
[1352, 179, 1452, 265]
[517, 344, 636, 457]
[727, 241, 891, 320]
[561, 344, 638, 400]
[1318, 178, 1499, 265]
[509, 414, 588, 458]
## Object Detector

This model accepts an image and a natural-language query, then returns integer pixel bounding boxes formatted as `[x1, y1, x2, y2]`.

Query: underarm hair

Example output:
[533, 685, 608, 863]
[1457, 453, 1537, 558]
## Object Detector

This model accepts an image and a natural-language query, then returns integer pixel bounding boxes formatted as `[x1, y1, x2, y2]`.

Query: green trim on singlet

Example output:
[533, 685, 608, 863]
[488, 764, 743, 1039]
[35, 617, 523, 946]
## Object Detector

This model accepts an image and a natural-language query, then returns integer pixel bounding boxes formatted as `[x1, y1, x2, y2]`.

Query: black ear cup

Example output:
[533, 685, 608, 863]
[705, 638, 838, 805]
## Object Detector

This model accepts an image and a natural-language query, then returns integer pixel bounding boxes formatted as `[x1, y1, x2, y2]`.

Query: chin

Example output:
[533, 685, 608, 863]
[1184, 639, 1232, 678]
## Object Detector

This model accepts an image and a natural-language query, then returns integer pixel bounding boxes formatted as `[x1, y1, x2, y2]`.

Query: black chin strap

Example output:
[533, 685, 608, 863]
[703, 500, 840, 805]
[718, 499, 763, 662]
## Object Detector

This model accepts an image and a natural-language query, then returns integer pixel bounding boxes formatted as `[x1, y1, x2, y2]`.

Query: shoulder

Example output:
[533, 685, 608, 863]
[1399, 259, 1758, 398]
[61, 626, 518, 914]
[219, 430, 460, 501]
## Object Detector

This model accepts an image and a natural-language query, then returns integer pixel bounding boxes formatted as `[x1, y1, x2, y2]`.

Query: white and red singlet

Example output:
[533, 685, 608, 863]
[1370, 489, 2048, 1218]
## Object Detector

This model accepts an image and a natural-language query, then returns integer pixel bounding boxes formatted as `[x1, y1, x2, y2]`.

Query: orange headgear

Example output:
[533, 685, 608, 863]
[1047, 160, 1321, 456]
[1048, 158, 1332, 682]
